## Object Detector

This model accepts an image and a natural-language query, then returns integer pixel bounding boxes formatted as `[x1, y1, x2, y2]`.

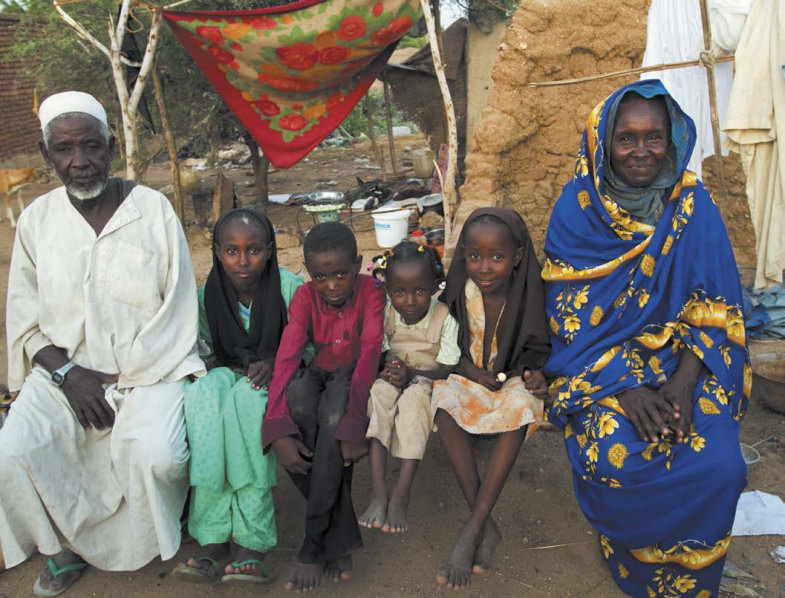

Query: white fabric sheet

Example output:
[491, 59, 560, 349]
[641, 0, 734, 178]
[724, 0, 785, 288]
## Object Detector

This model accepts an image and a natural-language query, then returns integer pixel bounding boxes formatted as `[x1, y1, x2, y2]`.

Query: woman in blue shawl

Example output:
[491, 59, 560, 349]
[543, 80, 750, 597]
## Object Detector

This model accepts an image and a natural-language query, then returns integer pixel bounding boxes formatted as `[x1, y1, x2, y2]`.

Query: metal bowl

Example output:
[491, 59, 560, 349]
[749, 341, 785, 414]
[309, 190, 344, 203]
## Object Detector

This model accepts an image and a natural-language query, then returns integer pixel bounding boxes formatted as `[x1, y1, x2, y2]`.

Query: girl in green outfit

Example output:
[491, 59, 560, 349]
[173, 208, 303, 585]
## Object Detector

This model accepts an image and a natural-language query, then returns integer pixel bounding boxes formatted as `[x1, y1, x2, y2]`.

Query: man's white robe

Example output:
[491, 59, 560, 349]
[1, 184, 204, 570]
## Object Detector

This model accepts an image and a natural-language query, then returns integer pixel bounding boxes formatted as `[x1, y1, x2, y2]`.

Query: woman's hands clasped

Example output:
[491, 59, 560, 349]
[618, 349, 703, 443]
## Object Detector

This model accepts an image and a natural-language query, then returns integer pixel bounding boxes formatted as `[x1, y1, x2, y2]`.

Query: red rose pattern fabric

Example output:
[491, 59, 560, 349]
[164, 0, 421, 168]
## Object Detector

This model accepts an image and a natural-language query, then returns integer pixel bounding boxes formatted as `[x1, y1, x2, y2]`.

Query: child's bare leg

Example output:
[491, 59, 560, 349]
[435, 409, 525, 589]
[358, 438, 388, 529]
[383, 458, 418, 533]
[434, 409, 481, 588]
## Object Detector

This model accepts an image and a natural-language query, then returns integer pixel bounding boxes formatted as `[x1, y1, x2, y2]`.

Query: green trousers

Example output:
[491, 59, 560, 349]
[184, 367, 277, 552]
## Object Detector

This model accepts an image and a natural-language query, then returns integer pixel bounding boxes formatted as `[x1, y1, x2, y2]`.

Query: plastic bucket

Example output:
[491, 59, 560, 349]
[372, 206, 411, 247]
[412, 148, 435, 178]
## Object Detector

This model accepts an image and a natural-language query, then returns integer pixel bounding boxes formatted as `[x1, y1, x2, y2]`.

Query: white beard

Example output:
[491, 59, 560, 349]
[66, 179, 108, 201]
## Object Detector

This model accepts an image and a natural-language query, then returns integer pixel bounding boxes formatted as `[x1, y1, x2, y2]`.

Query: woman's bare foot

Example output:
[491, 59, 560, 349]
[472, 518, 501, 577]
[324, 555, 352, 582]
[283, 562, 323, 592]
[436, 524, 482, 589]
[358, 492, 387, 529]
[382, 494, 409, 533]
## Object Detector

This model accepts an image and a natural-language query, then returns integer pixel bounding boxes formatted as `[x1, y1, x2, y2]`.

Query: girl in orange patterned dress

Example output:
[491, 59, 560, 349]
[431, 207, 551, 590]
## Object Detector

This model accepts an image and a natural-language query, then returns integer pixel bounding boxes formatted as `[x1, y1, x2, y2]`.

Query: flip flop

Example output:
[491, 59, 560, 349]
[171, 556, 221, 583]
[33, 557, 89, 597]
[220, 559, 276, 585]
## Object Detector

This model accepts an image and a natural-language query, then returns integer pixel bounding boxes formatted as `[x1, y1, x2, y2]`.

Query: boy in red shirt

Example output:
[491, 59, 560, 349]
[263, 222, 385, 591]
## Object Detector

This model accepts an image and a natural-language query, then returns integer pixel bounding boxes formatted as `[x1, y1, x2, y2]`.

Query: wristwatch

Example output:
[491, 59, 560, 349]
[52, 362, 76, 386]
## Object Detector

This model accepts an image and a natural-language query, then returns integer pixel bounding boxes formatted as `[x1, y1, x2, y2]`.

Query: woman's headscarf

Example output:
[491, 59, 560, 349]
[204, 208, 287, 369]
[543, 80, 749, 427]
[441, 207, 551, 376]
[602, 82, 693, 225]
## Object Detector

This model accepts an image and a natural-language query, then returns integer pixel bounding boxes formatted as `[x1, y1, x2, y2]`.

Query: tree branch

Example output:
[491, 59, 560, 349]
[54, 1, 111, 59]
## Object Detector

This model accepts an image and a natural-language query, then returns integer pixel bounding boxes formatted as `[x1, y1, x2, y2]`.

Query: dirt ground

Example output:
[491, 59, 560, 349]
[1, 136, 784, 598]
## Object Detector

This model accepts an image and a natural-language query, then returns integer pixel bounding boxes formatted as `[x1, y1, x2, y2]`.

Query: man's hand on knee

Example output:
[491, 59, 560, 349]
[63, 367, 119, 430]
[272, 436, 312, 475]
[340, 439, 368, 464]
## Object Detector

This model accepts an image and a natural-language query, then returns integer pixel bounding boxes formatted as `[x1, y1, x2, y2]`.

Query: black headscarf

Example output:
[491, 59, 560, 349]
[441, 207, 551, 376]
[203, 208, 287, 369]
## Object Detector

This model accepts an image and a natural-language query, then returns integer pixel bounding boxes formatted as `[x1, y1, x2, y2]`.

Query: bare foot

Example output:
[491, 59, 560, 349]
[382, 494, 409, 533]
[283, 562, 323, 592]
[324, 555, 352, 583]
[436, 524, 482, 589]
[358, 492, 387, 529]
[472, 518, 501, 577]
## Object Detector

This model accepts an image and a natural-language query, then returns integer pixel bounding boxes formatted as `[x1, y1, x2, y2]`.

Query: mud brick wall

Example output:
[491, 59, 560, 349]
[0, 14, 42, 164]
[459, 0, 756, 266]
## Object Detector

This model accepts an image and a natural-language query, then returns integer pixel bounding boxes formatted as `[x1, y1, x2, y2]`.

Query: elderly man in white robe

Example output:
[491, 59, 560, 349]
[0, 91, 204, 597]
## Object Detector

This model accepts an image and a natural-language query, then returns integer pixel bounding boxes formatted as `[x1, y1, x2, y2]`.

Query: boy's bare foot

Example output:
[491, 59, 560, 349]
[283, 562, 323, 592]
[324, 555, 352, 582]
[472, 518, 501, 577]
[436, 524, 482, 589]
[382, 494, 409, 533]
[358, 492, 387, 529]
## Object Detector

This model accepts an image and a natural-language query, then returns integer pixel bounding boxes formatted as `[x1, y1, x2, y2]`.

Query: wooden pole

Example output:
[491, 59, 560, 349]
[364, 93, 387, 180]
[529, 55, 734, 88]
[420, 0, 457, 251]
[151, 62, 184, 223]
[698, 0, 729, 221]
[383, 79, 398, 174]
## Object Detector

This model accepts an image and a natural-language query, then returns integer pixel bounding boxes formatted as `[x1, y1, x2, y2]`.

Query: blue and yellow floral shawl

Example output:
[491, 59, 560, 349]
[542, 80, 750, 597]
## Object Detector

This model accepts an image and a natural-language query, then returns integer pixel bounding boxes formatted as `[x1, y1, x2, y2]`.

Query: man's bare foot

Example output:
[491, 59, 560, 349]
[358, 492, 387, 529]
[324, 555, 352, 583]
[34, 549, 87, 596]
[472, 518, 501, 577]
[382, 494, 409, 533]
[283, 562, 323, 592]
[436, 524, 482, 589]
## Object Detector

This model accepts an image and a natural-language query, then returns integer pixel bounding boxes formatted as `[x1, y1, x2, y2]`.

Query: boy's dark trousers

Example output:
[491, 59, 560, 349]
[286, 366, 363, 564]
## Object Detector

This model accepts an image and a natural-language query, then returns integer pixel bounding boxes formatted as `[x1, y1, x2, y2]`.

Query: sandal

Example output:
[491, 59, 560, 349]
[33, 557, 89, 597]
[171, 556, 221, 583]
[220, 559, 276, 585]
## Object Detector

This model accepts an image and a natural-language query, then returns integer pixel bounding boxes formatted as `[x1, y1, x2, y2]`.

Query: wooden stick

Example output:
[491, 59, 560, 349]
[419, 0, 458, 254]
[364, 93, 387, 180]
[383, 79, 398, 174]
[151, 62, 184, 223]
[699, 0, 729, 221]
[529, 55, 734, 88]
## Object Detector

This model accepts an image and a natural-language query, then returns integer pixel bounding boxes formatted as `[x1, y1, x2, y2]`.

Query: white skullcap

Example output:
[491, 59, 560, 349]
[39, 91, 108, 131]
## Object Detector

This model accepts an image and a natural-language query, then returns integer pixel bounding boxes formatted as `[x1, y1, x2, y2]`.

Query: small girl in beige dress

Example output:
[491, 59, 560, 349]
[431, 208, 551, 590]
[358, 241, 460, 535]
